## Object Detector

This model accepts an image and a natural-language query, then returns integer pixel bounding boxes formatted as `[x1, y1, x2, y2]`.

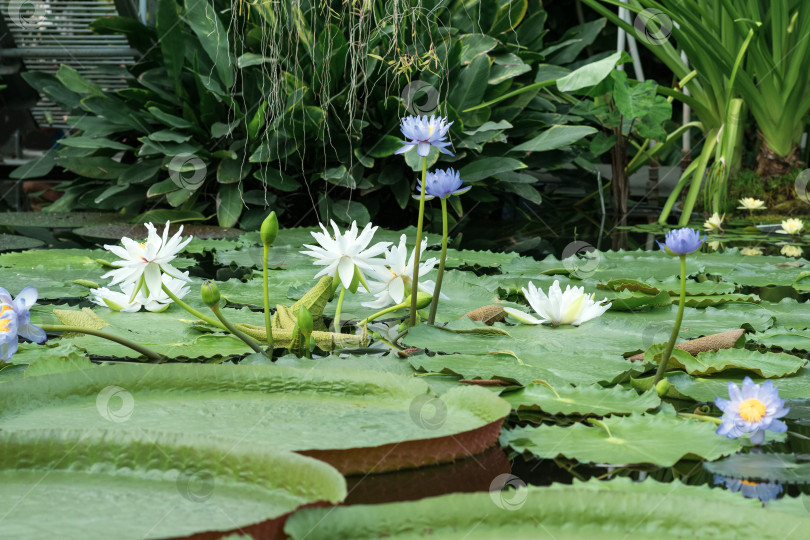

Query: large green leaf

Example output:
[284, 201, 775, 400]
[665, 370, 810, 401]
[751, 328, 810, 351]
[157, 0, 185, 91]
[509, 125, 597, 153]
[216, 183, 244, 227]
[285, 477, 810, 539]
[502, 406, 742, 466]
[556, 51, 623, 91]
[503, 383, 661, 416]
[0, 364, 510, 474]
[184, 0, 234, 89]
[459, 157, 526, 182]
[659, 347, 807, 378]
[0, 429, 345, 539]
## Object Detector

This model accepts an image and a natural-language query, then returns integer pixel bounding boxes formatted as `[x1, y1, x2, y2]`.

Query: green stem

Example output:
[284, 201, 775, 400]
[262, 244, 273, 349]
[359, 301, 408, 325]
[333, 286, 347, 333]
[40, 324, 164, 362]
[408, 156, 429, 327]
[210, 306, 266, 355]
[427, 197, 449, 325]
[678, 412, 723, 425]
[161, 283, 227, 331]
[653, 255, 687, 386]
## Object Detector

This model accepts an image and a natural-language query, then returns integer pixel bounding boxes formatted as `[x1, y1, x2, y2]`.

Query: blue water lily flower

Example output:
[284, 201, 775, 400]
[0, 286, 46, 345]
[657, 227, 705, 255]
[713, 475, 783, 504]
[413, 168, 471, 200]
[715, 377, 789, 445]
[0, 306, 18, 361]
[395, 115, 454, 157]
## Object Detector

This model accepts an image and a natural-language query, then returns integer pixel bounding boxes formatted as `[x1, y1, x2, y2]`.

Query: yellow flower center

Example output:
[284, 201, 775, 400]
[740, 480, 759, 486]
[0, 305, 11, 333]
[738, 398, 766, 422]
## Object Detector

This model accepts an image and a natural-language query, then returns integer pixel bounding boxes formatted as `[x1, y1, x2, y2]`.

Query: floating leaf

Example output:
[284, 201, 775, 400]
[751, 328, 810, 351]
[502, 406, 742, 466]
[503, 383, 661, 416]
[0, 429, 345, 538]
[284, 477, 810, 540]
[649, 346, 806, 378]
[666, 370, 810, 401]
[0, 364, 510, 474]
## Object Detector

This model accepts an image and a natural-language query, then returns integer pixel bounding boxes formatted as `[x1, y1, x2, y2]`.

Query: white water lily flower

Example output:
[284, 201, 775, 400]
[781, 244, 803, 258]
[91, 273, 191, 313]
[737, 197, 766, 211]
[708, 240, 721, 251]
[703, 212, 724, 232]
[102, 221, 192, 299]
[779, 218, 804, 235]
[300, 220, 390, 290]
[504, 280, 611, 327]
[740, 246, 763, 256]
[361, 234, 445, 309]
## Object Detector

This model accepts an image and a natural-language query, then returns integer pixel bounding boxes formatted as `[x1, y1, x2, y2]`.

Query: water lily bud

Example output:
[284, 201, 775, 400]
[201, 280, 221, 308]
[260, 211, 278, 246]
[415, 292, 433, 309]
[655, 378, 671, 397]
[298, 305, 313, 338]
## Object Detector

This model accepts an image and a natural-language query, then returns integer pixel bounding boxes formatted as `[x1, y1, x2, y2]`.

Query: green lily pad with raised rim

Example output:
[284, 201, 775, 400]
[0, 211, 125, 229]
[0, 363, 510, 475]
[0, 429, 346, 540]
[0, 234, 45, 252]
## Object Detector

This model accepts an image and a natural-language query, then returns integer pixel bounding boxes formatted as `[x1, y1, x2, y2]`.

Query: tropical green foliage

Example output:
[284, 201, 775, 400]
[583, 0, 810, 224]
[14, 0, 605, 231]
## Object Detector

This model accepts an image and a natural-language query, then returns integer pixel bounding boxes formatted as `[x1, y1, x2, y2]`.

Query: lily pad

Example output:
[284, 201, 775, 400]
[0, 211, 125, 228]
[759, 298, 810, 330]
[0, 234, 45, 252]
[666, 370, 810, 401]
[750, 328, 810, 351]
[502, 384, 661, 416]
[0, 363, 510, 474]
[284, 478, 810, 539]
[0, 429, 345, 539]
[705, 453, 810, 485]
[501, 406, 742, 466]
[651, 346, 807, 378]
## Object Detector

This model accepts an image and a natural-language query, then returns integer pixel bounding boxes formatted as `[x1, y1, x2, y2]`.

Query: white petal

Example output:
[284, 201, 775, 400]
[503, 307, 544, 325]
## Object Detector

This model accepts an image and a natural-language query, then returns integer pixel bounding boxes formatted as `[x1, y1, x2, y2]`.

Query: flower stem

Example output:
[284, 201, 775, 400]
[677, 412, 722, 425]
[428, 197, 449, 325]
[408, 156, 429, 327]
[653, 255, 687, 386]
[262, 244, 274, 349]
[359, 301, 407, 325]
[333, 286, 347, 333]
[210, 306, 267, 355]
[161, 283, 227, 331]
[39, 324, 165, 361]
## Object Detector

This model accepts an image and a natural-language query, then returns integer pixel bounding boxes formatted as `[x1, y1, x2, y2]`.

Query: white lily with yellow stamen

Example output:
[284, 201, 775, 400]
[300, 220, 390, 290]
[779, 218, 804, 235]
[737, 197, 766, 211]
[740, 246, 763, 256]
[703, 212, 724, 232]
[91, 273, 191, 313]
[361, 234, 444, 309]
[504, 280, 611, 327]
[102, 221, 192, 300]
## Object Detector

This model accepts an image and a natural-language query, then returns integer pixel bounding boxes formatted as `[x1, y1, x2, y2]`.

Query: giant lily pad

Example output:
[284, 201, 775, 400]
[501, 406, 742, 466]
[0, 429, 345, 539]
[0, 234, 45, 252]
[284, 478, 810, 539]
[0, 211, 125, 228]
[750, 328, 810, 351]
[73, 223, 244, 241]
[0, 364, 510, 474]
[503, 383, 661, 416]
[665, 370, 810, 401]
[649, 346, 807, 378]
